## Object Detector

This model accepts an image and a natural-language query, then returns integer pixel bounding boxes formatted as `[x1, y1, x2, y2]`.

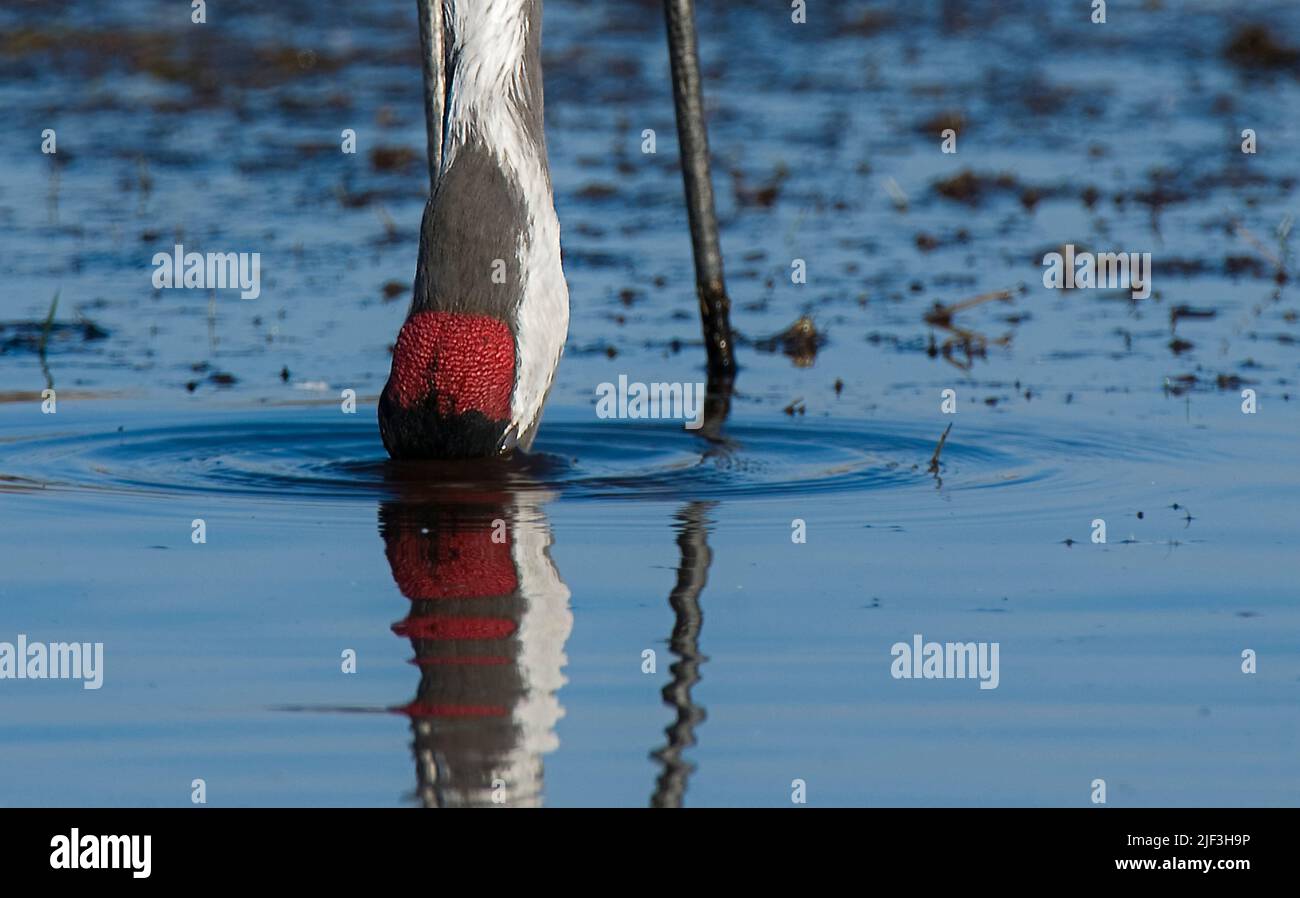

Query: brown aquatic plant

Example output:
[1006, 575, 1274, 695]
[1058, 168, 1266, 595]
[757, 315, 822, 367]
[38, 290, 58, 389]
[924, 289, 1015, 371]
[928, 422, 952, 475]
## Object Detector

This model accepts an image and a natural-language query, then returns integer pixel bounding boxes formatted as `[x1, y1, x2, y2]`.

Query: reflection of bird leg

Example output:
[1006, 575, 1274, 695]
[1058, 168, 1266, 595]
[650, 327, 731, 806]
[651, 501, 715, 808]
[695, 367, 741, 469]
[380, 486, 571, 808]
[695, 368, 734, 443]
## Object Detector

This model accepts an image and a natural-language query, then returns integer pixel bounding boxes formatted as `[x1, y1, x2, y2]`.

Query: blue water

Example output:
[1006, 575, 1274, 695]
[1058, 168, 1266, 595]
[1, 0, 1298, 806]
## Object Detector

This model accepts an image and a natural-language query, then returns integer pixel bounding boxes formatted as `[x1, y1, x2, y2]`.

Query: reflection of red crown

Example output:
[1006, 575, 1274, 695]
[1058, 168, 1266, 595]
[395, 700, 508, 720]
[392, 615, 517, 641]
[386, 526, 518, 600]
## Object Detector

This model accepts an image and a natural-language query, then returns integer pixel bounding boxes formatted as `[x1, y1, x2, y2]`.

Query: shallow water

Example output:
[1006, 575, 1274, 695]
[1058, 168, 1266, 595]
[1, 0, 1298, 806]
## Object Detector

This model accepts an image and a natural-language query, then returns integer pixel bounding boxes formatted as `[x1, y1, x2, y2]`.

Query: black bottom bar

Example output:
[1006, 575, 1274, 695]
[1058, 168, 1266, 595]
[0, 808, 1285, 883]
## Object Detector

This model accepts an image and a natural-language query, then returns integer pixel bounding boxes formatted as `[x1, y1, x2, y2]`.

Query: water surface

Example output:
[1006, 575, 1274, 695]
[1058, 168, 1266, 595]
[1, 0, 1297, 806]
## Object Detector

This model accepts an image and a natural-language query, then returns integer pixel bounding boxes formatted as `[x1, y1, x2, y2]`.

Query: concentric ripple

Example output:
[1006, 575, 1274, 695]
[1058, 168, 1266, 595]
[0, 405, 1045, 503]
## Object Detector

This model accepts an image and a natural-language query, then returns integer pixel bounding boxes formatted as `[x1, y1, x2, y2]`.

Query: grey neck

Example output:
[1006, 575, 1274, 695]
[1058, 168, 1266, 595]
[411, 0, 551, 323]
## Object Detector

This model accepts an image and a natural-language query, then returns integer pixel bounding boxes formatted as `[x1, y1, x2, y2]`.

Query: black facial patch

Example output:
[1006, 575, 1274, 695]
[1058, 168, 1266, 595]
[379, 383, 510, 460]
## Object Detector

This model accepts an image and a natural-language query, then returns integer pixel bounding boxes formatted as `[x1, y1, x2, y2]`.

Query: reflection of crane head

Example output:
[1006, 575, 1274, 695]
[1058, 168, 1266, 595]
[380, 485, 570, 807]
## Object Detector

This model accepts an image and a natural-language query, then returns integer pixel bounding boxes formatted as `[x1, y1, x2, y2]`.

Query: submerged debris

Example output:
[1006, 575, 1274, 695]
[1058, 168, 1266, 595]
[369, 146, 420, 173]
[576, 182, 619, 201]
[1224, 25, 1300, 71]
[0, 317, 107, 354]
[1162, 372, 1257, 396]
[0, 27, 352, 97]
[731, 164, 788, 209]
[1230, 217, 1292, 283]
[844, 10, 892, 36]
[756, 316, 823, 367]
[922, 289, 1017, 370]
[914, 229, 970, 252]
[915, 111, 966, 137]
[933, 170, 1016, 205]
[924, 289, 1014, 328]
[1170, 305, 1217, 327]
